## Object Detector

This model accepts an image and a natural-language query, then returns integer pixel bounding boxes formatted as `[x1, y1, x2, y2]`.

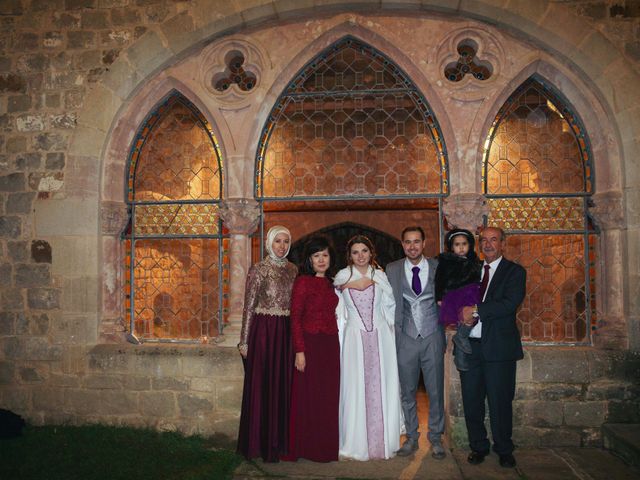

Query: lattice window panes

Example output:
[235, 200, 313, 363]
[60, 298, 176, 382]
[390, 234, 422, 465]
[483, 77, 596, 344]
[125, 93, 226, 342]
[257, 37, 447, 200]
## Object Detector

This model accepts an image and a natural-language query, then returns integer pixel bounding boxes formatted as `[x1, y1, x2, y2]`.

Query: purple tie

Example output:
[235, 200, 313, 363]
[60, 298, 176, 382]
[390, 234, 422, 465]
[479, 264, 491, 300]
[411, 266, 422, 296]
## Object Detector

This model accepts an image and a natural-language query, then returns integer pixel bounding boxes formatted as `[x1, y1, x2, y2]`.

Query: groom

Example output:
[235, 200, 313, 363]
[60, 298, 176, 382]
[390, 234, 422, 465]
[387, 226, 446, 459]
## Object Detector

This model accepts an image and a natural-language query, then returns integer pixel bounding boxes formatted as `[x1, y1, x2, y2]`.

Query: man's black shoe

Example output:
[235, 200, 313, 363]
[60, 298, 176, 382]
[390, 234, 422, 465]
[499, 453, 517, 468]
[467, 450, 488, 465]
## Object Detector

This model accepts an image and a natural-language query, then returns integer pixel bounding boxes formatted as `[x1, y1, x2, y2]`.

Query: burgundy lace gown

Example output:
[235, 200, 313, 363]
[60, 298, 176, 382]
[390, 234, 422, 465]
[285, 275, 340, 462]
[236, 256, 298, 462]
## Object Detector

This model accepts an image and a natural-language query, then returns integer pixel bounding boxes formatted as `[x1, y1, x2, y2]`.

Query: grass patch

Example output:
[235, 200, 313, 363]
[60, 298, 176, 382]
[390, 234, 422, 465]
[0, 424, 243, 480]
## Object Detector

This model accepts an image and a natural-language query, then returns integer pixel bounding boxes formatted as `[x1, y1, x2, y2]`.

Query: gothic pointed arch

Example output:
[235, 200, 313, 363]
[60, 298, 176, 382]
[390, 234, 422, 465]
[124, 91, 228, 342]
[255, 36, 448, 200]
[483, 76, 597, 344]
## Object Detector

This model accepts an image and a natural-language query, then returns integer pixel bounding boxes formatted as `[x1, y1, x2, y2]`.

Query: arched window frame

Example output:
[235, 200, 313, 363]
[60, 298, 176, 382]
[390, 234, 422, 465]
[482, 76, 598, 345]
[123, 91, 228, 343]
[253, 36, 449, 256]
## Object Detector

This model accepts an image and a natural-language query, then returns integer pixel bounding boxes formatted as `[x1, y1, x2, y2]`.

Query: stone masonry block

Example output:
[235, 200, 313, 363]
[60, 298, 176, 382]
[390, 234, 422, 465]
[111, 7, 142, 25]
[123, 376, 151, 391]
[0, 361, 15, 384]
[2, 288, 24, 310]
[607, 400, 640, 423]
[539, 427, 582, 447]
[30, 313, 50, 335]
[20, 366, 45, 383]
[15, 264, 50, 287]
[101, 58, 140, 100]
[83, 374, 123, 390]
[215, 380, 242, 411]
[152, 377, 189, 391]
[24, 337, 63, 361]
[0, 216, 22, 238]
[539, 383, 583, 401]
[0, 173, 25, 192]
[126, 30, 173, 78]
[177, 392, 214, 417]
[512, 426, 542, 447]
[0, 311, 15, 335]
[140, 391, 176, 417]
[77, 84, 122, 132]
[7, 241, 27, 263]
[67, 31, 96, 49]
[62, 276, 99, 313]
[27, 288, 61, 310]
[16, 153, 42, 170]
[530, 348, 589, 383]
[190, 377, 215, 393]
[0, 263, 11, 288]
[35, 198, 98, 236]
[97, 390, 139, 416]
[161, 12, 198, 55]
[586, 381, 631, 401]
[49, 236, 98, 276]
[65, 389, 106, 415]
[32, 386, 65, 410]
[7, 95, 31, 112]
[564, 401, 607, 427]
[135, 354, 183, 378]
[515, 400, 564, 427]
[67, 125, 105, 157]
[16, 115, 45, 132]
[45, 153, 65, 170]
[33, 133, 68, 151]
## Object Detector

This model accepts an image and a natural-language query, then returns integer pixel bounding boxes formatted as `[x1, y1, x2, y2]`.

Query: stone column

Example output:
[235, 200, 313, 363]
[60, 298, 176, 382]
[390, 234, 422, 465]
[100, 201, 129, 342]
[441, 193, 488, 232]
[218, 198, 260, 346]
[589, 191, 628, 350]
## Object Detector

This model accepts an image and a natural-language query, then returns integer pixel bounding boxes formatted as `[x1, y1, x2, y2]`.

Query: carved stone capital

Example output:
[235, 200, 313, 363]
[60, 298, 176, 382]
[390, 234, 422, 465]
[101, 201, 129, 236]
[442, 193, 488, 231]
[589, 191, 625, 230]
[219, 198, 260, 234]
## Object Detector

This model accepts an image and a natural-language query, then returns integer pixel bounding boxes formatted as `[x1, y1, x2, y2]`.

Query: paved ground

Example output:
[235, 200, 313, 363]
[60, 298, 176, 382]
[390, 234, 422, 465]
[233, 388, 638, 479]
[234, 442, 640, 479]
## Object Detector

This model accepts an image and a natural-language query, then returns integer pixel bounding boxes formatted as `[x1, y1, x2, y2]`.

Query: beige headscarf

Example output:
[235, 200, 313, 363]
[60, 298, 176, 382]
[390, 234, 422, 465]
[265, 225, 292, 263]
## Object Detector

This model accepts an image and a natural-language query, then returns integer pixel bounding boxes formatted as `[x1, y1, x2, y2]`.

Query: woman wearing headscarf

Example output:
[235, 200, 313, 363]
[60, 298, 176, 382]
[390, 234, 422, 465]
[237, 225, 298, 462]
[334, 235, 402, 461]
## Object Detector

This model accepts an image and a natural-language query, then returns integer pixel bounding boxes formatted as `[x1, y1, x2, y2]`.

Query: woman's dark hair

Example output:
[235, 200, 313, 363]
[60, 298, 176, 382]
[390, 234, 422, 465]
[444, 228, 478, 260]
[299, 235, 337, 280]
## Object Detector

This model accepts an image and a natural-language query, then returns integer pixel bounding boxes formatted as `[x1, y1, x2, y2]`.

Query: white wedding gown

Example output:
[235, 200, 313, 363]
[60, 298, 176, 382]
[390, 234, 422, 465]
[335, 266, 403, 460]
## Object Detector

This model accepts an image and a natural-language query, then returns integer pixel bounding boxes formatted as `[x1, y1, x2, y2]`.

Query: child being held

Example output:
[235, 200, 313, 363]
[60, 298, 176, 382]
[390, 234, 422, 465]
[435, 228, 482, 371]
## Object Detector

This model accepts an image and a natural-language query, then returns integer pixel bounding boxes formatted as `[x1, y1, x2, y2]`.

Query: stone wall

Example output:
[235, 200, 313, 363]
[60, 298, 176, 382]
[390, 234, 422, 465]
[448, 347, 640, 448]
[1, 0, 639, 443]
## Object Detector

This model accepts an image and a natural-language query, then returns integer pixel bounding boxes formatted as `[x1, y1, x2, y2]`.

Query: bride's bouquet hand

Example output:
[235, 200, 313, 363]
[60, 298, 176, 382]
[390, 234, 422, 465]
[342, 277, 373, 290]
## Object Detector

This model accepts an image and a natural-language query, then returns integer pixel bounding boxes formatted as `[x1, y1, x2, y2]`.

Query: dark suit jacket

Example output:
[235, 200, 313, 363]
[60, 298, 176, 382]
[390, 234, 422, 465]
[476, 258, 526, 362]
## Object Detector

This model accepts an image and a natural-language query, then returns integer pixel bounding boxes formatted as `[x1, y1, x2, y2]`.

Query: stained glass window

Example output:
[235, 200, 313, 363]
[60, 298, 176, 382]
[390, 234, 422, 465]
[484, 78, 596, 344]
[256, 37, 447, 200]
[124, 92, 227, 342]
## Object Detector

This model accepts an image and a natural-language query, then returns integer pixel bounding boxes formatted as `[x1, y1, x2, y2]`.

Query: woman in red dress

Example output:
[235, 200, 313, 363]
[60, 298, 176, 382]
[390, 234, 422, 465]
[286, 236, 341, 462]
[237, 225, 298, 462]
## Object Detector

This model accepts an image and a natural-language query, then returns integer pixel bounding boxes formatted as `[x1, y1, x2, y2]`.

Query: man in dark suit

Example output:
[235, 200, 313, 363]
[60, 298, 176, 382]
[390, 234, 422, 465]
[387, 226, 446, 459]
[459, 226, 526, 469]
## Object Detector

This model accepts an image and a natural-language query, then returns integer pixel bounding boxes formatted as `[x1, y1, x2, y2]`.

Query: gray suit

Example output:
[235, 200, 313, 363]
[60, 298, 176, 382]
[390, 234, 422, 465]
[387, 257, 446, 445]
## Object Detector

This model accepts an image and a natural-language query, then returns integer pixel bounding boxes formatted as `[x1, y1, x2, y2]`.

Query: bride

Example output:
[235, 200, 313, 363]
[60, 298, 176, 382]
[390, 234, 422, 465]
[334, 235, 402, 460]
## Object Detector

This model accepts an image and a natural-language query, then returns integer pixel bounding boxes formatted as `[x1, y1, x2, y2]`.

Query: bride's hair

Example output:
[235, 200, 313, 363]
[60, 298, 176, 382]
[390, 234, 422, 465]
[343, 235, 380, 284]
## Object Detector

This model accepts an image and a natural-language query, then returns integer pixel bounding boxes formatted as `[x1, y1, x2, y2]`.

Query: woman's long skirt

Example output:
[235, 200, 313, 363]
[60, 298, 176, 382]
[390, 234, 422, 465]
[286, 331, 340, 462]
[237, 313, 293, 462]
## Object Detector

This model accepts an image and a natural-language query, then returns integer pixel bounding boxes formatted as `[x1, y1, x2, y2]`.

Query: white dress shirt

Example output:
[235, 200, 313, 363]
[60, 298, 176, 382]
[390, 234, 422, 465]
[469, 256, 503, 338]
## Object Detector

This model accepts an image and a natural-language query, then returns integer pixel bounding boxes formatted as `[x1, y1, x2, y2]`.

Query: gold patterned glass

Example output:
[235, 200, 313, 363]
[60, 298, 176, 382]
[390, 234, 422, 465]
[133, 101, 221, 202]
[486, 197, 585, 231]
[257, 38, 447, 199]
[125, 93, 226, 341]
[506, 234, 596, 343]
[131, 239, 221, 340]
[484, 80, 589, 195]
[484, 78, 595, 344]
[134, 204, 220, 236]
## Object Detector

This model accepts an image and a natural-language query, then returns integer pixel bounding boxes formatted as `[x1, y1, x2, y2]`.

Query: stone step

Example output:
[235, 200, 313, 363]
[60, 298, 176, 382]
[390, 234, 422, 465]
[603, 423, 640, 467]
